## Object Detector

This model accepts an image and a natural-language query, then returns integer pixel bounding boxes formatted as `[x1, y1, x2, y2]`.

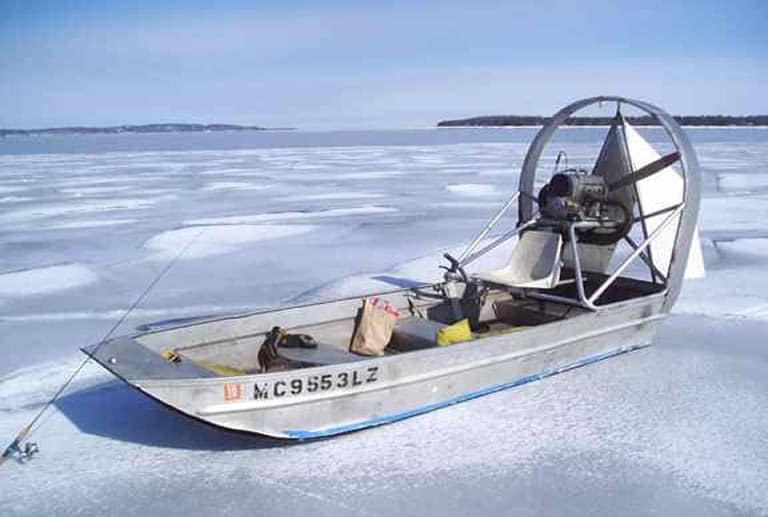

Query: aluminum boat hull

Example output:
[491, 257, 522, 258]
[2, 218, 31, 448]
[86, 291, 666, 439]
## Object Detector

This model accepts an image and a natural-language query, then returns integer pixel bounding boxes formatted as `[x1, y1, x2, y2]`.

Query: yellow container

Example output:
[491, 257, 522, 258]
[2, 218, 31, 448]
[437, 319, 473, 346]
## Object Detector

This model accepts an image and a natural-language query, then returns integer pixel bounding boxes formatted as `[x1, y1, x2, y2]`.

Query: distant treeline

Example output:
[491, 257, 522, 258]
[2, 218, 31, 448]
[0, 123, 291, 137]
[437, 115, 768, 127]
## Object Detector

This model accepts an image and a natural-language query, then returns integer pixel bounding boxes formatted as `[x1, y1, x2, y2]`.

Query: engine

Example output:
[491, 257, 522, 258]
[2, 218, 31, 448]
[538, 171, 633, 245]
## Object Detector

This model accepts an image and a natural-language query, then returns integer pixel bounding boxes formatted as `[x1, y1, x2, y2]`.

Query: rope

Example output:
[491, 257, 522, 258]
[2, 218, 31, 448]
[1, 229, 205, 466]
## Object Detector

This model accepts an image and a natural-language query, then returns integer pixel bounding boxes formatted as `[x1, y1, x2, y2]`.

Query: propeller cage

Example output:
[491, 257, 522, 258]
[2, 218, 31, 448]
[456, 96, 701, 312]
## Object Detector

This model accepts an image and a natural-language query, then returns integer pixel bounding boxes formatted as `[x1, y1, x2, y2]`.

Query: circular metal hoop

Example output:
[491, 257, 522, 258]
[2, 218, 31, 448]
[517, 96, 701, 308]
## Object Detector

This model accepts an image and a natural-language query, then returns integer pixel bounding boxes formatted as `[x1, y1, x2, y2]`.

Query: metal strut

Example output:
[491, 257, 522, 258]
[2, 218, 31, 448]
[458, 192, 520, 262]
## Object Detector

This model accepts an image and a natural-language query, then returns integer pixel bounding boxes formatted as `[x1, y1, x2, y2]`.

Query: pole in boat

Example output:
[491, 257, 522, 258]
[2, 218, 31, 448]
[0, 229, 206, 467]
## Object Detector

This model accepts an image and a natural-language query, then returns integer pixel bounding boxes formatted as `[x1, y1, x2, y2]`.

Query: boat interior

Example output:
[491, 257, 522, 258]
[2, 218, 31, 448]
[133, 272, 664, 378]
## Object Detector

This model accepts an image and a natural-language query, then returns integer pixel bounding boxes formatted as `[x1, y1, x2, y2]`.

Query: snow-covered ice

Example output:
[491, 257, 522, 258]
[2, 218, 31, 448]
[446, 183, 499, 196]
[283, 191, 385, 201]
[144, 224, 318, 259]
[717, 173, 768, 192]
[0, 196, 33, 203]
[0, 264, 98, 296]
[0, 127, 767, 516]
[41, 218, 140, 230]
[200, 181, 272, 192]
[0, 197, 166, 225]
[186, 205, 399, 225]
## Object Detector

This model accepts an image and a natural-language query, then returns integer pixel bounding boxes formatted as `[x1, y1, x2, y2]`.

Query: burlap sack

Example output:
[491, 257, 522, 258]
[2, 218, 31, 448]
[349, 298, 399, 356]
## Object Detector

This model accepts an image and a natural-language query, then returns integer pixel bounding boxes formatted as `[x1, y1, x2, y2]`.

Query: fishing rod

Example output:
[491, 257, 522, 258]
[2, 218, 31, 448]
[1, 229, 205, 466]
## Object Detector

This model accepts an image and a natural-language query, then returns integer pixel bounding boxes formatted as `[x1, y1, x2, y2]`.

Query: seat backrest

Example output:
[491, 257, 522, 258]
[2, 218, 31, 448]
[475, 229, 563, 289]
[505, 230, 562, 285]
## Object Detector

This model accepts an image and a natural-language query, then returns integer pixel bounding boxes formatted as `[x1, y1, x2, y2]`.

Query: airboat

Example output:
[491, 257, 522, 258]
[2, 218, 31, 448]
[85, 96, 704, 439]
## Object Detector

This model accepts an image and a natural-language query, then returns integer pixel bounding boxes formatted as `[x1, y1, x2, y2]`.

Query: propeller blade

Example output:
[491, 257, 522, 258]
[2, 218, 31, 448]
[608, 151, 680, 191]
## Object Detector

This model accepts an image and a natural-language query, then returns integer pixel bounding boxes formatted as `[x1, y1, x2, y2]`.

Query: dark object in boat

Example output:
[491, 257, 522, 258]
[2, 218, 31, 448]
[258, 326, 285, 372]
[280, 333, 318, 349]
[258, 327, 321, 372]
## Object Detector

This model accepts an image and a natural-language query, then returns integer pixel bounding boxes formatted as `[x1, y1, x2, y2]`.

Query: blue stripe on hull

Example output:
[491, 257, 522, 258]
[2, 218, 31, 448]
[284, 344, 648, 440]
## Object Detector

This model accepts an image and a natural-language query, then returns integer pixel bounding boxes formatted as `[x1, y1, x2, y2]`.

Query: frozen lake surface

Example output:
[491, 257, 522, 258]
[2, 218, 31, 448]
[1, 128, 767, 515]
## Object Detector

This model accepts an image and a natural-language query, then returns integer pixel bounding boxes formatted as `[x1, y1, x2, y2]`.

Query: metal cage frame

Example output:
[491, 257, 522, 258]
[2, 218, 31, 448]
[458, 96, 701, 312]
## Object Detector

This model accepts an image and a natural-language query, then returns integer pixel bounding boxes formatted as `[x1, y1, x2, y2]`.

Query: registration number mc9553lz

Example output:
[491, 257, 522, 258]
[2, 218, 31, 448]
[251, 366, 380, 400]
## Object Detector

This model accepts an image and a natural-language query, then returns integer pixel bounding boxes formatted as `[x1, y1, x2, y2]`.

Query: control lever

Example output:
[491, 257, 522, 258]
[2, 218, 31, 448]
[439, 253, 468, 321]
[440, 253, 469, 284]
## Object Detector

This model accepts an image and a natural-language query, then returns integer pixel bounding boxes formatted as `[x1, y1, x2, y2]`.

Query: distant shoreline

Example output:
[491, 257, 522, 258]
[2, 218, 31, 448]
[436, 115, 768, 128]
[0, 123, 294, 137]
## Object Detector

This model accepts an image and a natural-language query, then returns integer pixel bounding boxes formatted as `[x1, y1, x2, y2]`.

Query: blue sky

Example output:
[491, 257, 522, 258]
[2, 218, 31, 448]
[1, 0, 766, 128]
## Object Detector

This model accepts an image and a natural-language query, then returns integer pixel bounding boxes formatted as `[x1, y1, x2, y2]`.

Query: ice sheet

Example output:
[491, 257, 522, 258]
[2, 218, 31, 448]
[0, 195, 33, 203]
[0, 186, 27, 194]
[717, 173, 768, 192]
[0, 197, 166, 224]
[0, 264, 98, 296]
[186, 205, 398, 225]
[446, 183, 499, 196]
[59, 185, 135, 196]
[283, 191, 385, 201]
[200, 181, 272, 192]
[144, 224, 317, 259]
[699, 196, 768, 234]
[1, 128, 767, 516]
[42, 218, 140, 230]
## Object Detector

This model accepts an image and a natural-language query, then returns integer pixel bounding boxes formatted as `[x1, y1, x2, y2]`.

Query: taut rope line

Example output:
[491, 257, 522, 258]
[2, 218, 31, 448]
[1, 229, 205, 466]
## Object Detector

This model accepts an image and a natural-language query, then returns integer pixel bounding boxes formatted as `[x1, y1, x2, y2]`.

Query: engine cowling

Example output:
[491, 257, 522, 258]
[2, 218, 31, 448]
[539, 172, 632, 245]
[549, 173, 608, 202]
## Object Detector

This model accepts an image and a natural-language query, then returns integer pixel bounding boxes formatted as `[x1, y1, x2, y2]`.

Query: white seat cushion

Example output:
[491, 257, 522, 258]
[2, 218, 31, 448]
[476, 230, 562, 289]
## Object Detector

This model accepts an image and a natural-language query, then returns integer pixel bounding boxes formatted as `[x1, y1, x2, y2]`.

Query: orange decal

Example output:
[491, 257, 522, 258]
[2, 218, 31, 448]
[224, 383, 242, 401]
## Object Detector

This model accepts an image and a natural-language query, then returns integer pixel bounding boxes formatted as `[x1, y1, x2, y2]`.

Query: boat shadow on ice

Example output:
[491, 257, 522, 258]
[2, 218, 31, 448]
[54, 381, 298, 450]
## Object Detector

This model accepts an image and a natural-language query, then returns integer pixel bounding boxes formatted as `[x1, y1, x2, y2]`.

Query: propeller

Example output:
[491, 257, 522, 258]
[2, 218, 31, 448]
[607, 151, 680, 191]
